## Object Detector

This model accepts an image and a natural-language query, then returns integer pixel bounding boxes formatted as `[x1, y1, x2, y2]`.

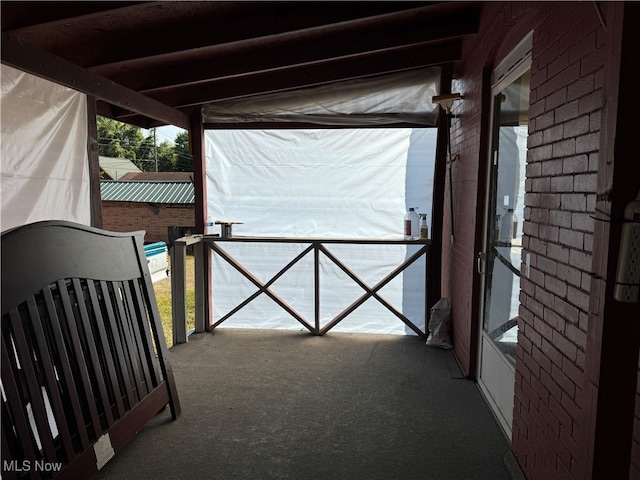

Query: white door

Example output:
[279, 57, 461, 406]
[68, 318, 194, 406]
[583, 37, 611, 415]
[478, 38, 531, 438]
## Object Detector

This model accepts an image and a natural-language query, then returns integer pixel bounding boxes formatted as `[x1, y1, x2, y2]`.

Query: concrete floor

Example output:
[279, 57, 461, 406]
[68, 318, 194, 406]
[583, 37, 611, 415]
[95, 329, 520, 480]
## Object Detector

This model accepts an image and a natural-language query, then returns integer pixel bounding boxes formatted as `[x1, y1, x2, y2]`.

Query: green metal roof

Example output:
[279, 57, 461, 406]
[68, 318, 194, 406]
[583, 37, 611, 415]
[101, 180, 194, 204]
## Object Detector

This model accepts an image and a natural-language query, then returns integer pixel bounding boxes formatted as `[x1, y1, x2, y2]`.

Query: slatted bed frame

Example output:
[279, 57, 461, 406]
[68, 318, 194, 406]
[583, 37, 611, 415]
[1, 221, 181, 479]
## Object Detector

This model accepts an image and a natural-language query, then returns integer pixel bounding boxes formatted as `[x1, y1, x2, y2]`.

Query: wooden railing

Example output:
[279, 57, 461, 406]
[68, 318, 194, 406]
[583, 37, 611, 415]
[171, 236, 431, 344]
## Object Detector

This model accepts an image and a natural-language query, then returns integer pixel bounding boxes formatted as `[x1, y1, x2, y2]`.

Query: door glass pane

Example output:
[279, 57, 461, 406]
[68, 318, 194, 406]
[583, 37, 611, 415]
[483, 69, 530, 365]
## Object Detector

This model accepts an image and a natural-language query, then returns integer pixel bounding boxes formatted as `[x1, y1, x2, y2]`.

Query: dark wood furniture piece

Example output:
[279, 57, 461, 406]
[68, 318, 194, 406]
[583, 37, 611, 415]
[1, 221, 181, 479]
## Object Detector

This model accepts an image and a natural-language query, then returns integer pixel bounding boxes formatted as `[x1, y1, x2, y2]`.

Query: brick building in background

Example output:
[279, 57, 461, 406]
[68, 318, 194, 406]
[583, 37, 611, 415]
[101, 173, 195, 245]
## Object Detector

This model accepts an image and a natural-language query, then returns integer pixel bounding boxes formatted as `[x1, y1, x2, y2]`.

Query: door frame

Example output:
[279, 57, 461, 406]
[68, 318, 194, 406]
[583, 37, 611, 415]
[476, 32, 532, 440]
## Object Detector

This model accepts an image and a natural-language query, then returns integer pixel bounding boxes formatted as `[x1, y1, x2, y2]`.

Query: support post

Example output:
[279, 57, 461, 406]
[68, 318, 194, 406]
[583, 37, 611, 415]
[194, 239, 207, 333]
[190, 113, 206, 235]
[314, 242, 320, 334]
[429, 65, 451, 309]
[171, 240, 187, 345]
[86, 96, 102, 228]
[190, 112, 212, 330]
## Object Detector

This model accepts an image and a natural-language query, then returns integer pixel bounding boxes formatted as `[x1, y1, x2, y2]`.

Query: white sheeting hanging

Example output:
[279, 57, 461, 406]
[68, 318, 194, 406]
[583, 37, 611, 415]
[207, 129, 411, 238]
[202, 68, 440, 126]
[1, 65, 90, 232]
[205, 128, 436, 334]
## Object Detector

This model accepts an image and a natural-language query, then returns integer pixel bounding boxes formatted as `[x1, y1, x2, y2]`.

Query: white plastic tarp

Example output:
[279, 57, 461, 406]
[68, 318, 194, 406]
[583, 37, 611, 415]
[202, 68, 440, 126]
[205, 128, 435, 335]
[1, 65, 90, 232]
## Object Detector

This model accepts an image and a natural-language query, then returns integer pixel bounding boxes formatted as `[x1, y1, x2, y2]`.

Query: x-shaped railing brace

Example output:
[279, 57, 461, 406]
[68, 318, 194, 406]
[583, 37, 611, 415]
[207, 241, 427, 338]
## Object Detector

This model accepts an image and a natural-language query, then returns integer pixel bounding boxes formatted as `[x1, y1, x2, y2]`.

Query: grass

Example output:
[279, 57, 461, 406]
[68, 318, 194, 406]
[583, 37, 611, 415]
[153, 254, 196, 348]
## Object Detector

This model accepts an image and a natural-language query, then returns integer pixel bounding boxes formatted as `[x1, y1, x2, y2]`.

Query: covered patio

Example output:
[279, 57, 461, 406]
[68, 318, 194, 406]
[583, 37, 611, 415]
[94, 329, 516, 480]
[3, 2, 640, 479]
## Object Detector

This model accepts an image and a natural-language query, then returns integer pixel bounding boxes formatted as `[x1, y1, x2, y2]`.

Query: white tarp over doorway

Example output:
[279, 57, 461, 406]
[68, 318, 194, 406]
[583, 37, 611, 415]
[205, 128, 435, 335]
[1, 65, 90, 232]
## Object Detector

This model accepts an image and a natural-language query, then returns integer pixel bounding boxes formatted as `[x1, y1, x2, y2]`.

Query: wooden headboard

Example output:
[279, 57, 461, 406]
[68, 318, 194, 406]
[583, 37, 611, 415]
[1, 221, 181, 479]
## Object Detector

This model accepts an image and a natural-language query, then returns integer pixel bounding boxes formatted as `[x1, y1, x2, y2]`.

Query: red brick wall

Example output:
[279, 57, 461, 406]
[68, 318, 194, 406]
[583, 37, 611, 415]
[515, 4, 605, 479]
[102, 201, 195, 244]
[446, 2, 608, 479]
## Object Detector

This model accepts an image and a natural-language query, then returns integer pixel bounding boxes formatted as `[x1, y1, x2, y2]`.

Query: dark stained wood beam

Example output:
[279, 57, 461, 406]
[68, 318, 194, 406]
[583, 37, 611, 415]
[147, 40, 461, 108]
[190, 112, 206, 235]
[86, 96, 102, 228]
[0, 2, 143, 31]
[428, 64, 452, 335]
[56, 3, 475, 71]
[95, 102, 174, 129]
[100, 105, 200, 129]
[1, 33, 190, 129]
[60, 3, 420, 67]
[107, 18, 476, 94]
[201, 120, 433, 130]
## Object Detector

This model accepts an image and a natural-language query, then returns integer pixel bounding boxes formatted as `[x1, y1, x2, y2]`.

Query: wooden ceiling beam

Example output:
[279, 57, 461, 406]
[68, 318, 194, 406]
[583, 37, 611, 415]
[1, 34, 190, 130]
[107, 17, 476, 94]
[147, 40, 460, 108]
[0, 2, 143, 31]
[55, 3, 427, 69]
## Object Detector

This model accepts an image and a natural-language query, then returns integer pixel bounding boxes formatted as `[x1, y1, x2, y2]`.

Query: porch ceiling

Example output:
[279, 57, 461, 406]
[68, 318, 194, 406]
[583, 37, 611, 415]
[1, 1, 480, 130]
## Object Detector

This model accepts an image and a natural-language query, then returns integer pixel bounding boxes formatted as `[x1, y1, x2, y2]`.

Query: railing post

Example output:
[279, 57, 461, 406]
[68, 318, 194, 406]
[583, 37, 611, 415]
[171, 240, 188, 344]
[194, 237, 208, 333]
[425, 245, 431, 332]
[314, 241, 320, 334]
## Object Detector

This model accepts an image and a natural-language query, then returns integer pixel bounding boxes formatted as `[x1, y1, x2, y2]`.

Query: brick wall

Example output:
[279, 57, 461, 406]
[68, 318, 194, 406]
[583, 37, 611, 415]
[102, 201, 195, 244]
[447, 2, 609, 479]
[514, 4, 604, 479]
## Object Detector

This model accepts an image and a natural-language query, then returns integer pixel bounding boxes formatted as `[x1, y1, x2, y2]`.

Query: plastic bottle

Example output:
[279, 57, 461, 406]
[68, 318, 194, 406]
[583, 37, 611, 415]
[206, 215, 214, 235]
[420, 213, 429, 239]
[404, 208, 420, 240]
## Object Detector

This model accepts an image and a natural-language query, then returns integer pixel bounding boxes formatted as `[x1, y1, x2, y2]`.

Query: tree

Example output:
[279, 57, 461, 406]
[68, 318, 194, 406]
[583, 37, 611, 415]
[97, 117, 148, 169]
[172, 131, 193, 172]
[156, 140, 176, 171]
[97, 116, 192, 172]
